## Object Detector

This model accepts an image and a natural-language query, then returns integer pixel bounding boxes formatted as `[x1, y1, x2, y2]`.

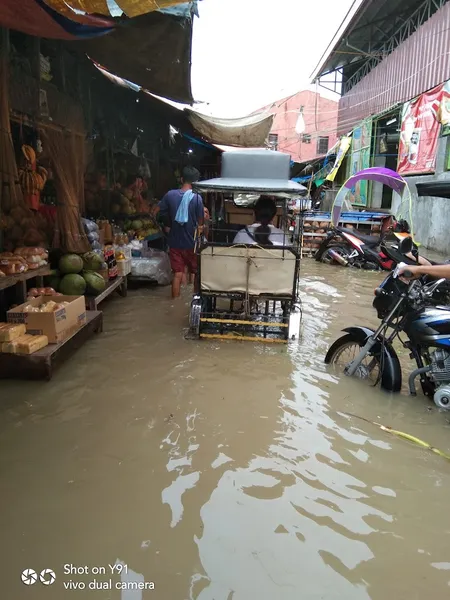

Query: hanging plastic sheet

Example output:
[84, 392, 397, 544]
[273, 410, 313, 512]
[81, 11, 194, 103]
[0, 0, 114, 39]
[160, 1, 198, 18]
[326, 136, 352, 182]
[186, 110, 274, 148]
[43, 0, 189, 18]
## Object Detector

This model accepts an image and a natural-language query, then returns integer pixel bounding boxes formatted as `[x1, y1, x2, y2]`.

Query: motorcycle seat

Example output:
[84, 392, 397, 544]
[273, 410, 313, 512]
[336, 227, 379, 247]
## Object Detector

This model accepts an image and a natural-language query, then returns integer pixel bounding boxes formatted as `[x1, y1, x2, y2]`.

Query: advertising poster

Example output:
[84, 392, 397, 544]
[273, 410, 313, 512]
[348, 118, 372, 206]
[398, 81, 450, 174]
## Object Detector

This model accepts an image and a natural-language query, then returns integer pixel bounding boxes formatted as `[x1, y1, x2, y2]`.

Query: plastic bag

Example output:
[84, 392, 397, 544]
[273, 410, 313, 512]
[91, 241, 102, 251]
[82, 218, 99, 234]
[87, 231, 100, 243]
[130, 251, 172, 286]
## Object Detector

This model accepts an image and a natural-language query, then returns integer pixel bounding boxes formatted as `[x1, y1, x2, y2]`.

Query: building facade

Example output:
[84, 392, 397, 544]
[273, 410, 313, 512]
[313, 0, 450, 254]
[258, 90, 339, 163]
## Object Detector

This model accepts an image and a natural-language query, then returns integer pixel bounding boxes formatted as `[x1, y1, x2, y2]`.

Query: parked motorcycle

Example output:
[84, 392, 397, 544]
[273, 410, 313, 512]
[315, 217, 411, 270]
[325, 237, 450, 409]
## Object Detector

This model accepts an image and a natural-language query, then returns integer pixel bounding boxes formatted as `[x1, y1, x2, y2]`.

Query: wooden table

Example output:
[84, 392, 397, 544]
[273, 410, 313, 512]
[85, 276, 127, 311]
[0, 265, 51, 304]
[0, 311, 103, 381]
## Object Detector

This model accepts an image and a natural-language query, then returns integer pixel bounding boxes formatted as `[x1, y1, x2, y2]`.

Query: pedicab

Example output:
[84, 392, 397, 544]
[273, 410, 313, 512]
[188, 149, 306, 343]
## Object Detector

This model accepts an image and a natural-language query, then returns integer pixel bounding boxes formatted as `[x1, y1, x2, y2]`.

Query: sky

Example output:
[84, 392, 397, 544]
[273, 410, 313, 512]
[190, 0, 356, 118]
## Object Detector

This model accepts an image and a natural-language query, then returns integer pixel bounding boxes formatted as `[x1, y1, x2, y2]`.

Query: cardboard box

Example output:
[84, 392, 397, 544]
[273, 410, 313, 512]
[7, 296, 86, 344]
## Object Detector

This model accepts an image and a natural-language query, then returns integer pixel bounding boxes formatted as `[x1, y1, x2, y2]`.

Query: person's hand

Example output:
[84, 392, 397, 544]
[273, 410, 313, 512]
[398, 264, 421, 281]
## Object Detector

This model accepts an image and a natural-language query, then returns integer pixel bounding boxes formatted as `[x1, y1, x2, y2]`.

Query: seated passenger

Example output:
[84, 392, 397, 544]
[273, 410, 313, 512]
[232, 196, 290, 246]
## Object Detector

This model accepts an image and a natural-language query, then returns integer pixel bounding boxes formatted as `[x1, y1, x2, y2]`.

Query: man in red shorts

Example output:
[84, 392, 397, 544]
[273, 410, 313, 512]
[155, 166, 204, 298]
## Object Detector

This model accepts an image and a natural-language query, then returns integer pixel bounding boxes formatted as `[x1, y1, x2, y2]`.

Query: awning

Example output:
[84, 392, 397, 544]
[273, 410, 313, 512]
[43, 0, 189, 18]
[416, 182, 450, 199]
[185, 110, 274, 148]
[81, 11, 193, 103]
[0, 0, 114, 39]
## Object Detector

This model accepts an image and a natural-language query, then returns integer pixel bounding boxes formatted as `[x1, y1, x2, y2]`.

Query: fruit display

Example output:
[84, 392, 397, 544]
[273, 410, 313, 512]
[59, 273, 87, 295]
[59, 253, 84, 275]
[123, 218, 160, 241]
[82, 251, 103, 272]
[18, 145, 48, 199]
[111, 190, 137, 216]
[53, 251, 107, 295]
[83, 271, 106, 294]
[0, 204, 50, 251]
[27, 287, 58, 298]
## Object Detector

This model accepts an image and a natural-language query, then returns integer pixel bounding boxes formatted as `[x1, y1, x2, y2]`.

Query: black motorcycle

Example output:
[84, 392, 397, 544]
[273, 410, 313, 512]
[325, 238, 450, 409]
[315, 218, 411, 270]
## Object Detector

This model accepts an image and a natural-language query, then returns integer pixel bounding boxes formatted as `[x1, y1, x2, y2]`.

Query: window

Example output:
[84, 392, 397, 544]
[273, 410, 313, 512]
[302, 133, 311, 144]
[268, 133, 278, 151]
[317, 136, 329, 155]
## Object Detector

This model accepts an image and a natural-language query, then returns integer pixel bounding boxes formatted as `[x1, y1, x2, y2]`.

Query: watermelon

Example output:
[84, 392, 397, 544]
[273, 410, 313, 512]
[59, 253, 83, 274]
[82, 251, 103, 272]
[83, 271, 106, 295]
[60, 274, 86, 295]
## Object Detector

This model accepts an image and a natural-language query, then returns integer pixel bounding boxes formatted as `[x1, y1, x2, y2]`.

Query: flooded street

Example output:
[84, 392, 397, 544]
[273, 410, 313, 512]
[2, 260, 450, 599]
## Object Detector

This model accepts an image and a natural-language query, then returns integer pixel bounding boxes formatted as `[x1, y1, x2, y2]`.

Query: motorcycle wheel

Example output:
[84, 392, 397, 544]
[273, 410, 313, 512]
[326, 334, 381, 386]
[319, 243, 351, 266]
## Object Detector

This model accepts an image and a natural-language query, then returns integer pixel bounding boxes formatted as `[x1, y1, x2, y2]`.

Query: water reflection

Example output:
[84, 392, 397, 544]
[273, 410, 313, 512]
[1, 262, 450, 599]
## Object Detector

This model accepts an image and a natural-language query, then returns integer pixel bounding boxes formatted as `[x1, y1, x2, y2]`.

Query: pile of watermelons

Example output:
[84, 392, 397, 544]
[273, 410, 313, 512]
[47, 252, 106, 296]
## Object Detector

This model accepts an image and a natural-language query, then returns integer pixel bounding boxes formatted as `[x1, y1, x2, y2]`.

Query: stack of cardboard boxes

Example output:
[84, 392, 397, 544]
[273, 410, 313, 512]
[1, 295, 87, 355]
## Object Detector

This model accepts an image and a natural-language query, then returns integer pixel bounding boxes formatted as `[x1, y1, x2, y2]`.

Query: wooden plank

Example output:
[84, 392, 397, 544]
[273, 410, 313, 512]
[0, 266, 51, 292]
[86, 276, 125, 310]
[0, 311, 103, 380]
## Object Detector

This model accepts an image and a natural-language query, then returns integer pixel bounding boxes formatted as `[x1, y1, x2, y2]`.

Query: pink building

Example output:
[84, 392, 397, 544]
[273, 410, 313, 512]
[258, 90, 339, 163]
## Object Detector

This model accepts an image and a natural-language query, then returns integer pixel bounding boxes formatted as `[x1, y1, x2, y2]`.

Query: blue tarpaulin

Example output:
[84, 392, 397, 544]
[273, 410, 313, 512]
[160, 1, 198, 18]
[182, 133, 218, 150]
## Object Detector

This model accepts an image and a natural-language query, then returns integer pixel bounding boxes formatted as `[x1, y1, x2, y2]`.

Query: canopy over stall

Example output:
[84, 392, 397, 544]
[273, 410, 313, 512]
[43, 0, 189, 18]
[331, 167, 414, 235]
[186, 111, 274, 149]
[194, 150, 306, 197]
[0, 0, 114, 39]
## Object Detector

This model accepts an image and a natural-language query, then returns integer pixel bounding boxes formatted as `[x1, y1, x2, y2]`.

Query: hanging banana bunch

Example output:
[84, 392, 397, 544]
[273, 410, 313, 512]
[18, 145, 48, 211]
[18, 145, 48, 196]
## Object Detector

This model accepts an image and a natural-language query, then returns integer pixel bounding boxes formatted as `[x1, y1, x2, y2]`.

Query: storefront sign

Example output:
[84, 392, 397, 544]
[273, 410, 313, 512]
[398, 81, 450, 174]
[326, 136, 352, 182]
[348, 119, 372, 205]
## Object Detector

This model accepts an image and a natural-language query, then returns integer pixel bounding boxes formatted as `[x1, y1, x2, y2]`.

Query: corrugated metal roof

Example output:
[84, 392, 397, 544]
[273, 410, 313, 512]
[312, 0, 424, 80]
[337, 1, 450, 132]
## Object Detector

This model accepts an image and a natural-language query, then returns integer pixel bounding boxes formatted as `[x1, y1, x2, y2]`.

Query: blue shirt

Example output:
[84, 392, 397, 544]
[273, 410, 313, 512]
[158, 189, 204, 250]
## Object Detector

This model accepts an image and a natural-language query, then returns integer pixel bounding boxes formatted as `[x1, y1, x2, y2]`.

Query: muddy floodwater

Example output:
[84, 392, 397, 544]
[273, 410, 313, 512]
[2, 260, 450, 600]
